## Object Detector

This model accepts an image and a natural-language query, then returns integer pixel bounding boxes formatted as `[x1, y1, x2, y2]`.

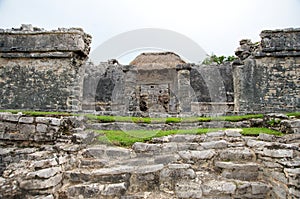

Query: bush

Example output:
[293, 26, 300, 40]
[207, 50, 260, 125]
[202, 54, 237, 65]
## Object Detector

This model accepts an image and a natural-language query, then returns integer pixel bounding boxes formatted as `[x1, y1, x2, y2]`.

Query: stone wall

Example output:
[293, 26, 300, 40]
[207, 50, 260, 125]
[233, 28, 300, 113]
[0, 24, 91, 111]
[190, 63, 234, 115]
[84, 62, 234, 116]
[0, 112, 299, 198]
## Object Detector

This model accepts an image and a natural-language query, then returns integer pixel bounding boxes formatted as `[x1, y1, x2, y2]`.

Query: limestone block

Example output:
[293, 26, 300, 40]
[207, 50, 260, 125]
[202, 180, 236, 195]
[251, 182, 270, 195]
[219, 148, 255, 161]
[0, 113, 21, 122]
[206, 131, 225, 137]
[67, 183, 104, 198]
[132, 142, 161, 153]
[31, 158, 58, 169]
[201, 140, 228, 149]
[36, 117, 61, 126]
[19, 173, 62, 190]
[102, 182, 127, 196]
[225, 129, 242, 137]
[26, 167, 61, 179]
[36, 124, 48, 133]
[179, 149, 216, 161]
[263, 148, 293, 158]
[175, 181, 202, 198]
[19, 117, 34, 124]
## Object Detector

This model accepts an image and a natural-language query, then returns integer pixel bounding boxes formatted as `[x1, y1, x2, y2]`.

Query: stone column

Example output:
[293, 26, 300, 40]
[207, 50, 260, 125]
[176, 64, 192, 113]
[122, 65, 138, 113]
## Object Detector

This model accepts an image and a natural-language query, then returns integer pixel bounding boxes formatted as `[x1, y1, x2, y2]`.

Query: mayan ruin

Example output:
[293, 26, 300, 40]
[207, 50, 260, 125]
[0, 24, 299, 199]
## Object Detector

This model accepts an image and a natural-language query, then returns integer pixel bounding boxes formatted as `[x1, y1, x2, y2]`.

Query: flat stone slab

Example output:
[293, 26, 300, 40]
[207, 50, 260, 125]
[263, 148, 294, 158]
[215, 161, 259, 171]
[179, 149, 216, 161]
[202, 180, 236, 195]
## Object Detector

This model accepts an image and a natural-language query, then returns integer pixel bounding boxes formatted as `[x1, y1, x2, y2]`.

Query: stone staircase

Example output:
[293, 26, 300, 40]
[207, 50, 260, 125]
[1, 113, 299, 198]
[59, 130, 280, 199]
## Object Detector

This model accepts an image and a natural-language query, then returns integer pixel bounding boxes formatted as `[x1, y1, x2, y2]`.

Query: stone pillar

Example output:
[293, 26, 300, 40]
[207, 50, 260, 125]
[121, 65, 138, 113]
[0, 25, 91, 111]
[176, 64, 192, 113]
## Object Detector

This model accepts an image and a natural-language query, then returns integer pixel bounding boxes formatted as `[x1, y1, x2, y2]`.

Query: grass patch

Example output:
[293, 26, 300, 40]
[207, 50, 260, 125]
[0, 110, 71, 117]
[1, 110, 266, 123]
[95, 127, 281, 147]
[165, 117, 182, 123]
[84, 114, 265, 124]
[286, 112, 300, 118]
[240, 128, 283, 136]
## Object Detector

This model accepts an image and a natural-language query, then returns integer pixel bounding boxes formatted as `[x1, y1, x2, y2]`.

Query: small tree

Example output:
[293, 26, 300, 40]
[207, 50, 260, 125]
[201, 54, 236, 65]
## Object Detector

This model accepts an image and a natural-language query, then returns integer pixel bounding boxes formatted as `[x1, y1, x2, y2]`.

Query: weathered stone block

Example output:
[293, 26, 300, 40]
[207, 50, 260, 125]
[19, 117, 34, 124]
[36, 117, 61, 126]
[225, 129, 242, 137]
[0, 113, 21, 122]
[263, 148, 294, 158]
[251, 182, 270, 195]
[220, 148, 255, 161]
[102, 182, 127, 196]
[202, 180, 236, 195]
[201, 140, 228, 149]
[179, 149, 216, 161]
[27, 167, 61, 179]
[67, 183, 104, 198]
[175, 181, 202, 198]
[31, 158, 58, 169]
[19, 173, 62, 190]
[132, 142, 161, 153]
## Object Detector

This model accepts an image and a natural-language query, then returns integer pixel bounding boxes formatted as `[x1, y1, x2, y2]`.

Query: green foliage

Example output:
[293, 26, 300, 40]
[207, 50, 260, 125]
[202, 54, 237, 65]
[286, 112, 300, 118]
[267, 118, 281, 126]
[165, 117, 182, 123]
[241, 128, 283, 136]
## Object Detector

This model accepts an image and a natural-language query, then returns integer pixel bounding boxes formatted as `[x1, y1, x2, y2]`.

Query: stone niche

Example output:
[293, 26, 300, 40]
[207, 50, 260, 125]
[0, 24, 91, 111]
[119, 52, 193, 114]
[86, 52, 234, 115]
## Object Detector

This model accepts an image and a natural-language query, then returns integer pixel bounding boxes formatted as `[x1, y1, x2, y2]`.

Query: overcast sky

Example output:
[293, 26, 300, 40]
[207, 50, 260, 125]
[0, 0, 299, 63]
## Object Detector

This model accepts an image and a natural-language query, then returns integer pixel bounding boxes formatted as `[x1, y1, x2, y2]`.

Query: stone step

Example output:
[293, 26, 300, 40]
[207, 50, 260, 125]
[132, 141, 202, 156]
[218, 147, 256, 161]
[66, 182, 127, 199]
[82, 145, 134, 160]
[113, 154, 180, 167]
[79, 158, 109, 169]
[65, 164, 165, 185]
[215, 161, 260, 181]
[65, 166, 133, 184]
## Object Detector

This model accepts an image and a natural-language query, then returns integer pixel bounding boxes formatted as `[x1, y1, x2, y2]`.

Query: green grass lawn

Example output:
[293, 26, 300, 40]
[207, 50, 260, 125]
[85, 114, 265, 124]
[2, 110, 299, 123]
[96, 127, 283, 147]
[0, 110, 71, 117]
[0, 109, 287, 147]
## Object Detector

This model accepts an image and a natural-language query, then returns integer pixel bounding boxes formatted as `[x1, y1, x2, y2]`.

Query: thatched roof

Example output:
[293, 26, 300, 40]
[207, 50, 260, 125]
[129, 52, 186, 69]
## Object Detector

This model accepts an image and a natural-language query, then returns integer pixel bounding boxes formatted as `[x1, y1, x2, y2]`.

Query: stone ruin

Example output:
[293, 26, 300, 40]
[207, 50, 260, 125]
[0, 25, 300, 199]
[0, 112, 299, 198]
[1, 25, 299, 115]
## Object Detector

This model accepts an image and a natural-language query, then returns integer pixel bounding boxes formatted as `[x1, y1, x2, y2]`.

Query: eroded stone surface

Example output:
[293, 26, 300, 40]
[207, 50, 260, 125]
[1, 114, 300, 199]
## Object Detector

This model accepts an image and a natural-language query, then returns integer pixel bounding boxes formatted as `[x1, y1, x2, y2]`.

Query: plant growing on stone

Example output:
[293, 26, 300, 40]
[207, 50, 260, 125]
[201, 54, 237, 65]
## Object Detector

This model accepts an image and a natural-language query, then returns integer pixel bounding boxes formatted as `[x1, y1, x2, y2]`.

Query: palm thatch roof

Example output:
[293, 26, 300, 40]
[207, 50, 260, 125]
[129, 52, 186, 69]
